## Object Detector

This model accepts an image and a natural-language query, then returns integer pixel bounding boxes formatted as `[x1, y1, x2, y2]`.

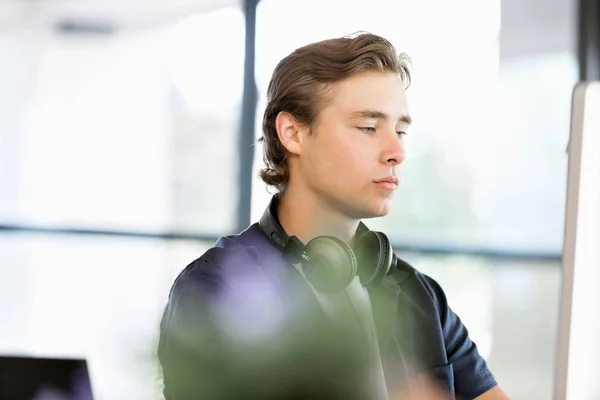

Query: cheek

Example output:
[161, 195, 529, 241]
[305, 127, 372, 180]
[321, 138, 356, 167]
[337, 138, 372, 166]
[326, 141, 372, 184]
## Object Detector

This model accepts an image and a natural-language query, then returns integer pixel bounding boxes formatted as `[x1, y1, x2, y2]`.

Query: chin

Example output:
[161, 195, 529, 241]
[373, 198, 394, 217]
[374, 208, 392, 218]
[341, 193, 394, 219]
[360, 201, 393, 219]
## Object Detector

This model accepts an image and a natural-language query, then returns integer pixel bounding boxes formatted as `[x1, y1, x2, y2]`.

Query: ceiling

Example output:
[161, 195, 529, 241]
[0, 0, 578, 57]
[0, 0, 240, 33]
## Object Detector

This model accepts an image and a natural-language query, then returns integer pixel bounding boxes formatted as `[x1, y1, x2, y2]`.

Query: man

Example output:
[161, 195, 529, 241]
[158, 32, 509, 400]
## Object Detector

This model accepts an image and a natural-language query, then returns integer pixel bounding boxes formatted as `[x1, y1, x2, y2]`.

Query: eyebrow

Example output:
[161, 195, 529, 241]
[350, 110, 412, 125]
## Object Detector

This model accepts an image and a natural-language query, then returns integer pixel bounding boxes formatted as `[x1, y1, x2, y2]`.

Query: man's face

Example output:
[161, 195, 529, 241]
[298, 70, 411, 219]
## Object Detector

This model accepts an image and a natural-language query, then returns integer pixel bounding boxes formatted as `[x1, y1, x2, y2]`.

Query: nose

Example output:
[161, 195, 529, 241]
[379, 131, 406, 166]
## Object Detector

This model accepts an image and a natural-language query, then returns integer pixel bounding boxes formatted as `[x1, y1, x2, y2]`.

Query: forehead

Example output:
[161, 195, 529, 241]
[326, 71, 408, 115]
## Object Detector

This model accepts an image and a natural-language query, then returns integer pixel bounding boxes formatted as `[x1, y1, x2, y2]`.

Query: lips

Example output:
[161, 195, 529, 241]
[374, 176, 399, 184]
[374, 176, 399, 190]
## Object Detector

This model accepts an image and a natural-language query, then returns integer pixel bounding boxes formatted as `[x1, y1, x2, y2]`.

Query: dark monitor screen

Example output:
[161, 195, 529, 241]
[0, 355, 94, 400]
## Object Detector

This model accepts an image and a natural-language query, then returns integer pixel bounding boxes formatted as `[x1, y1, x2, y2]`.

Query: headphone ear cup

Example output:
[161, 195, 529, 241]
[303, 236, 358, 293]
[354, 231, 393, 286]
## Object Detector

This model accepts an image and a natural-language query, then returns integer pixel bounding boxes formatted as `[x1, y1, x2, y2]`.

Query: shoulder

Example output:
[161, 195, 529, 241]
[391, 258, 448, 322]
[416, 270, 450, 323]
[169, 223, 270, 295]
[160, 224, 275, 332]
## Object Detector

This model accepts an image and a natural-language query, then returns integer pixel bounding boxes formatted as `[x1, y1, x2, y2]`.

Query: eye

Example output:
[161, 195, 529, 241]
[396, 131, 407, 137]
[359, 127, 376, 133]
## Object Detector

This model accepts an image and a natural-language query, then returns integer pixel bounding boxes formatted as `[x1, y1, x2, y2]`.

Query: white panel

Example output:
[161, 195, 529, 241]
[556, 81, 600, 400]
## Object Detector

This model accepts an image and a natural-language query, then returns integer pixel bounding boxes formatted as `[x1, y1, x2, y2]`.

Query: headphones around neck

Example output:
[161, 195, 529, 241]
[258, 195, 398, 294]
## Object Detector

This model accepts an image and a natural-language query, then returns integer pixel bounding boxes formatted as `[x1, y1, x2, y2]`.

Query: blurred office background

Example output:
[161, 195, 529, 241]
[0, 0, 594, 398]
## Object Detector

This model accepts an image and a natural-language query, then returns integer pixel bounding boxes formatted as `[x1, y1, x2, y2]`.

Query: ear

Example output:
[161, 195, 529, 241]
[275, 112, 308, 156]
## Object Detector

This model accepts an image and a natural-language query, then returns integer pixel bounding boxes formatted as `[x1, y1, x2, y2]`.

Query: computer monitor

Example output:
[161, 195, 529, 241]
[0, 355, 94, 400]
[555, 81, 600, 400]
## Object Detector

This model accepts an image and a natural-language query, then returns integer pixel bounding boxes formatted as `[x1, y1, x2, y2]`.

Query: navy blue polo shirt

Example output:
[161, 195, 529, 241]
[158, 222, 498, 400]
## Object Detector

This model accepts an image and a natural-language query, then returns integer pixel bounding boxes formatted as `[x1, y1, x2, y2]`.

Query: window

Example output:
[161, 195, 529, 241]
[0, 232, 213, 399]
[0, 7, 245, 236]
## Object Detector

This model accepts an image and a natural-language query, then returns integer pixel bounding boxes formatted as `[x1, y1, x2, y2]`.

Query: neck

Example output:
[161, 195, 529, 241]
[276, 186, 359, 246]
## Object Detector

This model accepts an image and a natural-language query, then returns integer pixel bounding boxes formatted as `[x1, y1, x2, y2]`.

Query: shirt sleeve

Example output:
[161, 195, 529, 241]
[423, 275, 498, 399]
[158, 258, 234, 400]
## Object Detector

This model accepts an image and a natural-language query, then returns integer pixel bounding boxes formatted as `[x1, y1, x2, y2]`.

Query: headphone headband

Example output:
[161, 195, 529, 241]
[258, 195, 371, 256]
[258, 195, 308, 264]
